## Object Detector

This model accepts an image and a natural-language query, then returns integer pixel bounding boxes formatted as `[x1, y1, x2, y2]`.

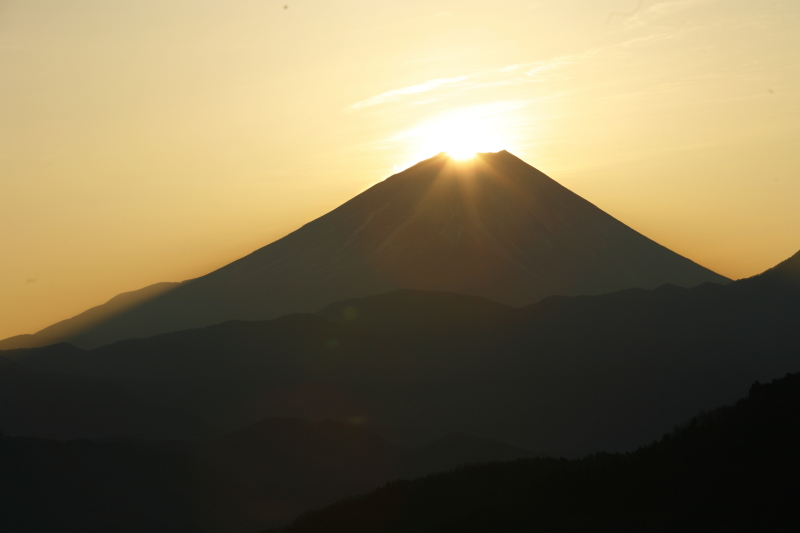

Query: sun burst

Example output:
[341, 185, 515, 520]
[394, 105, 512, 169]
[422, 112, 506, 161]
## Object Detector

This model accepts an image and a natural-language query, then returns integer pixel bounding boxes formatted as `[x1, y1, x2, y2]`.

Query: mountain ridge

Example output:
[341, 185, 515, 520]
[1, 151, 727, 350]
[261, 371, 800, 533]
[4, 250, 796, 454]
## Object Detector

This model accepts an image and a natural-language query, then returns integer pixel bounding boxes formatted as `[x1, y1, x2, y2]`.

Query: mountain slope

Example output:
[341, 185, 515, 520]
[0, 416, 535, 533]
[263, 371, 800, 533]
[4, 314, 405, 432]
[738, 248, 800, 290]
[0, 282, 180, 350]
[2, 151, 727, 349]
[0, 354, 210, 441]
[318, 289, 513, 336]
[6, 251, 797, 454]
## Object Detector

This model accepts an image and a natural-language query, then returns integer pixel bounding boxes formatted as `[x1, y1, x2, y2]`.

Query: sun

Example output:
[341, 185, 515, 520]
[423, 113, 505, 161]
[447, 148, 478, 161]
[396, 106, 512, 168]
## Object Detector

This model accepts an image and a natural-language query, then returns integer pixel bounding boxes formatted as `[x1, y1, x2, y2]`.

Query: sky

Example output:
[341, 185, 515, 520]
[1, 0, 799, 340]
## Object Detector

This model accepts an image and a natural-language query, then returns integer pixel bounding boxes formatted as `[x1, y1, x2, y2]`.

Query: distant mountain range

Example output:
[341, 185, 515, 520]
[0, 151, 727, 350]
[3, 250, 797, 456]
[0, 284, 800, 533]
[3, 151, 797, 532]
[261, 370, 800, 533]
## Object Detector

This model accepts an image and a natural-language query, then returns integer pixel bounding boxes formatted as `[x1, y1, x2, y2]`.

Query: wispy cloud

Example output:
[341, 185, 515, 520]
[349, 76, 471, 110]
[348, 54, 585, 112]
[489, 52, 600, 90]
[346, 0, 733, 115]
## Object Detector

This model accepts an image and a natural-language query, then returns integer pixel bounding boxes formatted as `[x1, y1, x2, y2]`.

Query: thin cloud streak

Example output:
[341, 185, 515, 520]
[348, 55, 585, 112]
[345, 0, 790, 162]
[348, 76, 471, 110]
[616, 0, 722, 29]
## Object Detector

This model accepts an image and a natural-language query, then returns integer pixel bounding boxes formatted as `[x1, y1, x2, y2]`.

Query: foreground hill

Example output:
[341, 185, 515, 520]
[1, 151, 727, 349]
[3, 251, 797, 455]
[265, 371, 800, 533]
[0, 418, 534, 533]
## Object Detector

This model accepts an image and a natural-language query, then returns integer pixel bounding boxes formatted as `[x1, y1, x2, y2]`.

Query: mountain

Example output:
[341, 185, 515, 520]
[0, 282, 180, 350]
[2, 314, 404, 432]
[0, 417, 535, 533]
[0, 352, 211, 441]
[198, 417, 536, 526]
[202, 417, 399, 493]
[0, 433, 214, 533]
[262, 371, 800, 533]
[1, 151, 727, 349]
[5, 250, 797, 454]
[738, 248, 800, 290]
[406, 432, 539, 478]
[318, 289, 513, 336]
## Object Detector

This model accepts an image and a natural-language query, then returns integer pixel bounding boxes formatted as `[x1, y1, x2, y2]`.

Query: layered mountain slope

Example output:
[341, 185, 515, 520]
[264, 371, 800, 533]
[0, 282, 180, 350]
[0, 416, 535, 533]
[0, 354, 210, 441]
[318, 289, 513, 336]
[738, 248, 800, 290]
[2, 151, 727, 349]
[6, 250, 797, 454]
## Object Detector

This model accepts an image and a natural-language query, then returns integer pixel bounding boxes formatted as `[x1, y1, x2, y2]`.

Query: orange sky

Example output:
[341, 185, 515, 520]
[1, 0, 799, 340]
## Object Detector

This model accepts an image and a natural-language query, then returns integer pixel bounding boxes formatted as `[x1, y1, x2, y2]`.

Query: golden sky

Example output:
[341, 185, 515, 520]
[1, 0, 799, 340]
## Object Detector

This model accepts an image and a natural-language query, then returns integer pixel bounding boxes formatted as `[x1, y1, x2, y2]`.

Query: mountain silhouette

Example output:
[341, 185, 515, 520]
[0, 416, 535, 533]
[263, 371, 800, 533]
[1, 151, 727, 349]
[318, 289, 512, 336]
[737, 248, 800, 290]
[0, 352, 210, 441]
[4, 250, 796, 455]
[0, 282, 179, 350]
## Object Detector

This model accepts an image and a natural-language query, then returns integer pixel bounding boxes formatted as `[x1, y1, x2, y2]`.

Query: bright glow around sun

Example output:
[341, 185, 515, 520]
[392, 104, 517, 171]
[427, 116, 503, 160]
[418, 111, 506, 160]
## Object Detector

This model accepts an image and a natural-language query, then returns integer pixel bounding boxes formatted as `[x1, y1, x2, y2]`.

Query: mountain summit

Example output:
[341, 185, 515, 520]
[5, 151, 727, 348]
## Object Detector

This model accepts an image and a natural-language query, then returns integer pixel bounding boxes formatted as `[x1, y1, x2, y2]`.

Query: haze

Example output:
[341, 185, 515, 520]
[1, 0, 799, 340]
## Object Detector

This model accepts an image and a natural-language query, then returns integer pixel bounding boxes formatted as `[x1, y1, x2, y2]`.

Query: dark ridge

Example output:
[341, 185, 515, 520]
[5, 251, 799, 453]
[736, 248, 800, 289]
[0, 416, 533, 533]
[0, 282, 181, 350]
[263, 371, 800, 533]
